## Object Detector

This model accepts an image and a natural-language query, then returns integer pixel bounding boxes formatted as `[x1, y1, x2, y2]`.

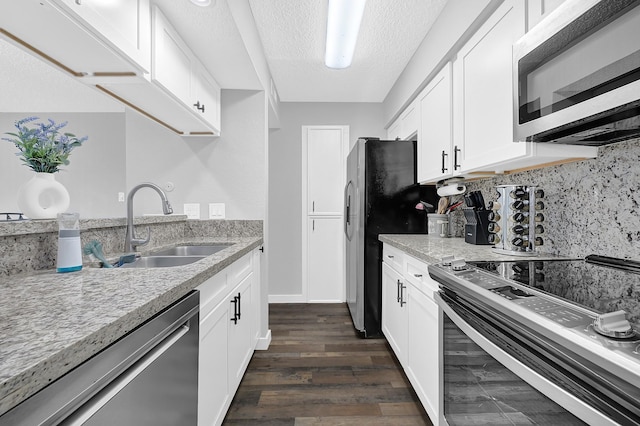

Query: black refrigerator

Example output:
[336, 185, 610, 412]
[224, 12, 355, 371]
[344, 137, 436, 337]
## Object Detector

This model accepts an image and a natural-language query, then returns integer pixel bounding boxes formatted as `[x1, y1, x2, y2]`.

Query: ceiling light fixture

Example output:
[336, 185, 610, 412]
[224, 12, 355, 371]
[324, 0, 366, 69]
[190, 0, 211, 6]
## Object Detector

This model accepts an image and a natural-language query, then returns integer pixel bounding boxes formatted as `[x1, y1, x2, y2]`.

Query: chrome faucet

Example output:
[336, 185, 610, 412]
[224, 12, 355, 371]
[124, 182, 173, 253]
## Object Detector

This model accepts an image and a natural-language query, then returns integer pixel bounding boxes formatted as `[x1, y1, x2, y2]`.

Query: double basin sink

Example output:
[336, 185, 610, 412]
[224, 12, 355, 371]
[121, 244, 232, 268]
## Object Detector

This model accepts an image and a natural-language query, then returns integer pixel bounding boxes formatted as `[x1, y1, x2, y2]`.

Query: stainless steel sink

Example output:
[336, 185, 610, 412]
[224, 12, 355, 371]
[150, 244, 232, 257]
[120, 256, 205, 268]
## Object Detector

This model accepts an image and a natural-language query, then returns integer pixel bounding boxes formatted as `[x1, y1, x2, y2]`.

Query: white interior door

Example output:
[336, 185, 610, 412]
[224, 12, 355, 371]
[302, 125, 348, 303]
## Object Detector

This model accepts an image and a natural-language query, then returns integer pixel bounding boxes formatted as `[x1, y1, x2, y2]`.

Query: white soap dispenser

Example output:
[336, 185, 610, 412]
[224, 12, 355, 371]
[57, 212, 82, 273]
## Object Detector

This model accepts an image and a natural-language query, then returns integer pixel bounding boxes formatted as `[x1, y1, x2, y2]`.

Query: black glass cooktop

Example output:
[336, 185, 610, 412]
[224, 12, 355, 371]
[468, 255, 640, 328]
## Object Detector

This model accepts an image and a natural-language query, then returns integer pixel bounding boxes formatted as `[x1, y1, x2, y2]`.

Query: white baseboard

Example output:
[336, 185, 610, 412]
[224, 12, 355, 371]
[255, 330, 272, 350]
[268, 294, 305, 303]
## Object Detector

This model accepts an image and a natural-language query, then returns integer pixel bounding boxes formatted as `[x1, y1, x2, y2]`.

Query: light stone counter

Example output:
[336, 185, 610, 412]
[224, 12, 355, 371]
[0, 236, 262, 417]
[379, 234, 573, 264]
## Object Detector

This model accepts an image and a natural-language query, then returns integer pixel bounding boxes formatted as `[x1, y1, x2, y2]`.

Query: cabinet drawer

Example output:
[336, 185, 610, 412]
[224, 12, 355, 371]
[382, 244, 404, 273]
[229, 252, 252, 287]
[405, 255, 438, 299]
[198, 268, 228, 317]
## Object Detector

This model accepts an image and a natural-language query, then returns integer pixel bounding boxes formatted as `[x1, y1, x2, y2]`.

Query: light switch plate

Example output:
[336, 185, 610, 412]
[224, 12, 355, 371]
[183, 203, 200, 219]
[209, 203, 225, 219]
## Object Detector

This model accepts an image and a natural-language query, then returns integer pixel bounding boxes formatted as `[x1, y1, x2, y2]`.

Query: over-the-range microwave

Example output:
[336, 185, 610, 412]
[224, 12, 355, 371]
[513, 0, 640, 146]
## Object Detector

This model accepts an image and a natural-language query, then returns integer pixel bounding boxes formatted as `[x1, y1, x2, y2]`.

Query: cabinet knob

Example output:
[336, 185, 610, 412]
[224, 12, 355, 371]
[414, 273, 422, 278]
[387, 255, 394, 259]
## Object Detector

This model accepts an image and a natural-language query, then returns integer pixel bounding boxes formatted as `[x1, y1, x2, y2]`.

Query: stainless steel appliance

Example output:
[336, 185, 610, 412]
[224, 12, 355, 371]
[0, 291, 199, 425]
[345, 137, 432, 337]
[429, 256, 640, 425]
[513, 0, 640, 145]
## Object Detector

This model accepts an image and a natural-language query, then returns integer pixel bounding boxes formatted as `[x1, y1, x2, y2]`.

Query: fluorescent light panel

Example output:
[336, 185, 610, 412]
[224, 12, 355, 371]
[190, 0, 211, 6]
[325, 0, 367, 69]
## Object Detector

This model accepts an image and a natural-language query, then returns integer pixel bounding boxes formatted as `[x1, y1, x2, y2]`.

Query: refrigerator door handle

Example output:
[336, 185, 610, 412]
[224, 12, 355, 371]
[344, 180, 354, 241]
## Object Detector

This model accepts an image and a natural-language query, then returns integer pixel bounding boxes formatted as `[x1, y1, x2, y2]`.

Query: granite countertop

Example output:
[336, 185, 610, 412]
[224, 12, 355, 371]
[379, 234, 573, 264]
[0, 236, 263, 417]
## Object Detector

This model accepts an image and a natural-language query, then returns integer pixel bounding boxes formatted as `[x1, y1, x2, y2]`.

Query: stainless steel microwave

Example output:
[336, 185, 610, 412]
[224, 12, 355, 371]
[513, 0, 640, 146]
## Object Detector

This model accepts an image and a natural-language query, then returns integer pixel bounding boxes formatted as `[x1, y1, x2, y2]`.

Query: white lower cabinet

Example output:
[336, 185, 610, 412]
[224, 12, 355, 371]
[382, 244, 441, 425]
[406, 281, 440, 423]
[381, 262, 408, 365]
[197, 249, 260, 426]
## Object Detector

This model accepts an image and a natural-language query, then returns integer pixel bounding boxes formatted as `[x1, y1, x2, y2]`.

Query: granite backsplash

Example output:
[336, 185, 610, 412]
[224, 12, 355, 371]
[459, 137, 640, 259]
[0, 217, 262, 277]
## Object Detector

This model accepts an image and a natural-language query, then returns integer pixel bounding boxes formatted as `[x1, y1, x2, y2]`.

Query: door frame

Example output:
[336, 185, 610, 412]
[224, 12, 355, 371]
[301, 125, 349, 303]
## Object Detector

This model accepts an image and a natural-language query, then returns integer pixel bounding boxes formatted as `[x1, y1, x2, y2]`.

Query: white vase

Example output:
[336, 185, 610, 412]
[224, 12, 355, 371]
[17, 172, 70, 220]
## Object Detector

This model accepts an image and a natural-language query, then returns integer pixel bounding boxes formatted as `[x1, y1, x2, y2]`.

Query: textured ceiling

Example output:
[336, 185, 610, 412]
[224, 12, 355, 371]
[248, 0, 449, 102]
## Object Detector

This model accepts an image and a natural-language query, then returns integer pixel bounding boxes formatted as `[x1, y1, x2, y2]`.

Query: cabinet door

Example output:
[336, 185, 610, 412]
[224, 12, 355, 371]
[418, 62, 453, 183]
[193, 63, 222, 133]
[527, 0, 566, 31]
[387, 119, 401, 141]
[453, 0, 525, 172]
[54, 0, 151, 72]
[308, 217, 344, 302]
[400, 100, 419, 141]
[306, 126, 346, 215]
[198, 301, 229, 426]
[406, 285, 440, 424]
[382, 263, 408, 365]
[227, 275, 254, 391]
[152, 6, 194, 108]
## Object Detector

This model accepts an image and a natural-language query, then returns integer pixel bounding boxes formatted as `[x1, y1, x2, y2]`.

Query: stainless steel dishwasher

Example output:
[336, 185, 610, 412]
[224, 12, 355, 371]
[1, 291, 199, 426]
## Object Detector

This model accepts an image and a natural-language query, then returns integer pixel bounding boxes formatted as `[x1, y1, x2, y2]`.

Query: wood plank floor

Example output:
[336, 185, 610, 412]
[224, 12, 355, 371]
[223, 303, 433, 426]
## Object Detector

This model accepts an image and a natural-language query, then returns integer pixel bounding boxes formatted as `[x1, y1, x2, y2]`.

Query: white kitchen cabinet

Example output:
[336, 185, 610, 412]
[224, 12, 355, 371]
[527, 0, 566, 31]
[453, 0, 526, 172]
[197, 249, 260, 426]
[305, 126, 347, 215]
[53, 0, 151, 73]
[0, 0, 150, 76]
[382, 244, 441, 425]
[382, 262, 408, 365]
[151, 5, 221, 135]
[405, 256, 441, 424]
[198, 293, 230, 426]
[307, 218, 344, 302]
[417, 63, 453, 183]
[387, 118, 401, 141]
[227, 272, 254, 392]
[399, 100, 419, 141]
[387, 101, 418, 141]
[451, 0, 597, 175]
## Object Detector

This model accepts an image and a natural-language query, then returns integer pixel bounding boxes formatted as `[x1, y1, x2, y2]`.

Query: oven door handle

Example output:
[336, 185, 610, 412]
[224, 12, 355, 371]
[434, 292, 617, 426]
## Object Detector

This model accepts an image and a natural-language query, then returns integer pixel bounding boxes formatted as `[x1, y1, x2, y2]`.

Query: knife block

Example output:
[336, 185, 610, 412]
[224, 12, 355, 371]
[462, 208, 491, 245]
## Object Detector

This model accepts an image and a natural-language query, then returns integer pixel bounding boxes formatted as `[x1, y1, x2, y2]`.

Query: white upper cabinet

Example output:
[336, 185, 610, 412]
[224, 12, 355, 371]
[151, 6, 221, 135]
[453, 0, 526, 172]
[451, 0, 597, 175]
[527, 0, 567, 31]
[387, 118, 401, 141]
[97, 6, 222, 136]
[399, 100, 419, 141]
[53, 0, 151, 73]
[417, 62, 453, 183]
[0, 0, 150, 76]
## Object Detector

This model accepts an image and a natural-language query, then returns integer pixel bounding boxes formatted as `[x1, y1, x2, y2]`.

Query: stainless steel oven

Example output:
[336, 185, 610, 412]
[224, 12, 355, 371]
[429, 256, 640, 426]
[513, 0, 640, 145]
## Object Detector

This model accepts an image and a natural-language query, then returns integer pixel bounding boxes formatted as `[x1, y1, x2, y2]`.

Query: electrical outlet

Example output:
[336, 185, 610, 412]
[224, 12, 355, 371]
[118, 192, 125, 202]
[183, 203, 200, 219]
[209, 203, 225, 219]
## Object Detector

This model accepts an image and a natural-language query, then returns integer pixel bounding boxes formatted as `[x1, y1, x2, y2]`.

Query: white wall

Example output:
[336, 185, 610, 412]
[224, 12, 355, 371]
[268, 102, 385, 298]
[0, 113, 127, 218]
[125, 90, 266, 219]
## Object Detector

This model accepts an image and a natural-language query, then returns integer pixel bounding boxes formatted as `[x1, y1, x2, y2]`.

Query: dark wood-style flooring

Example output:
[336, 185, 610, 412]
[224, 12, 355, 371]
[223, 303, 433, 425]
